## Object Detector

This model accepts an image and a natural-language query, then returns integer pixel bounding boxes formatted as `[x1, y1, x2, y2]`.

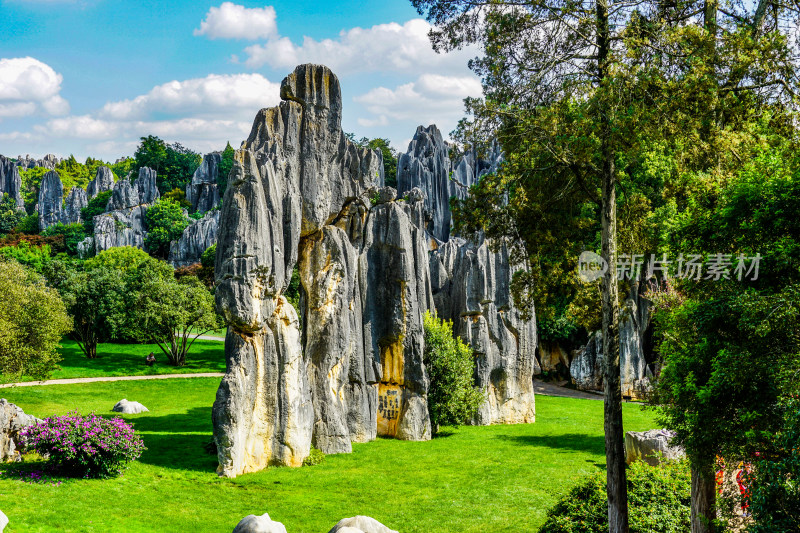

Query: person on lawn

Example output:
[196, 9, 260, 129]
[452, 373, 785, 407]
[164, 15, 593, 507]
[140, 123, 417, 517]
[146, 352, 156, 366]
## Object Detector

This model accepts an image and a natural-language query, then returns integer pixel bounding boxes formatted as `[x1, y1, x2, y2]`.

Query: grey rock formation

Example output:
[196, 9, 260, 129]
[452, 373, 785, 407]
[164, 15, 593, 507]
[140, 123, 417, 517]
[77, 236, 94, 258]
[111, 399, 149, 414]
[0, 508, 7, 532]
[0, 399, 40, 461]
[232, 513, 287, 533]
[396, 126, 502, 241]
[168, 210, 219, 267]
[87, 166, 115, 198]
[0, 156, 24, 209]
[570, 281, 652, 399]
[186, 153, 221, 214]
[429, 236, 536, 425]
[93, 207, 148, 253]
[62, 187, 88, 225]
[328, 516, 398, 533]
[625, 429, 685, 466]
[15, 154, 62, 171]
[213, 64, 429, 477]
[38, 170, 64, 230]
[95, 166, 160, 253]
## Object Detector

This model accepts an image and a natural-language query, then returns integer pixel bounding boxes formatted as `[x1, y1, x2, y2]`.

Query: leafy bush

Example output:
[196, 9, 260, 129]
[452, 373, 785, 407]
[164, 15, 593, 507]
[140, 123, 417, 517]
[20, 412, 145, 478]
[144, 197, 189, 258]
[81, 189, 112, 234]
[15, 213, 39, 234]
[538, 460, 691, 533]
[0, 193, 25, 236]
[303, 446, 325, 466]
[0, 241, 54, 273]
[423, 311, 484, 432]
[41, 223, 87, 256]
[0, 259, 72, 380]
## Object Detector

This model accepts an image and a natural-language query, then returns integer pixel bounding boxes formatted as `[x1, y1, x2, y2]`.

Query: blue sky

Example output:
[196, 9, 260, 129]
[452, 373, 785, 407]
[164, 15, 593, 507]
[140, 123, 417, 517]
[0, 0, 482, 161]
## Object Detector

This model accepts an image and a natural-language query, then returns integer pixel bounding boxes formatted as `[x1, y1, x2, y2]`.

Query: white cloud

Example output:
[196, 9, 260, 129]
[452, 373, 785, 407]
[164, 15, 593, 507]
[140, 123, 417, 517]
[194, 2, 278, 40]
[355, 74, 481, 125]
[99, 73, 280, 120]
[242, 19, 476, 76]
[0, 57, 69, 118]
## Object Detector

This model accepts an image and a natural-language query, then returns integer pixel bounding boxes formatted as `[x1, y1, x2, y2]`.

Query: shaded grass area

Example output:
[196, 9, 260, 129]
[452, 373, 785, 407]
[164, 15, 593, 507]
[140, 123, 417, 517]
[16, 339, 225, 382]
[0, 379, 658, 533]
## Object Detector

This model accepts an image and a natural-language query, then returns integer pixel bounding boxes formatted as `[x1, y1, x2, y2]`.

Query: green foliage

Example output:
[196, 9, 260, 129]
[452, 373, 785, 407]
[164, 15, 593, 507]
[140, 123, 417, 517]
[133, 135, 201, 194]
[15, 213, 39, 234]
[85, 246, 170, 277]
[144, 197, 189, 258]
[200, 243, 216, 270]
[0, 241, 53, 274]
[81, 189, 112, 234]
[0, 259, 72, 380]
[109, 158, 134, 180]
[163, 187, 191, 209]
[18, 166, 49, 212]
[746, 397, 800, 532]
[54, 155, 94, 194]
[538, 460, 691, 533]
[41, 223, 87, 257]
[302, 446, 326, 467]
[0, 193, 25, 235]
[217, 142, 235, 198]
[422, 311, 484, 431]
[284, 266, 301, 317]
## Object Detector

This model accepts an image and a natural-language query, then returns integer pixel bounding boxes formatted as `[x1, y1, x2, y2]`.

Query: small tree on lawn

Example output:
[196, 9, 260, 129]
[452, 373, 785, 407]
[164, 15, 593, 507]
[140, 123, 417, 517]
[423, 311, 484, 434]
[0, 259, 72, 380]
[130, 273, 220, 366]
[59, 267, 124, 359]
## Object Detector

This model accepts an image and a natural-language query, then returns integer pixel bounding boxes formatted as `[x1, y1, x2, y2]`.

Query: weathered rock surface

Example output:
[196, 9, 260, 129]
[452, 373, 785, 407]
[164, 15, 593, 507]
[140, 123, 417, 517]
[62, 186, 88, 225]
[95, 166, 160, 253]
[87, 166, 115, 198]
[111, 399, 149, 414]
[0, 156, 24, 209]
[625, 429, 685, 466]
[38, 170, 64, 230]
[232, 513, 287, 533]
[0, 508, 7, 531]
[430, 236, 536, 425]
[186, 153, 221, 214]
[570, 281, 652, 399]
[328, 516, 398, 533]
[537, 341, 570, 376]
[0, 399, 40, 461]
[214, 64, 431, 477]
[15, 154, 61, 171]
[168, 210, 219, 267]
[77, 236, 94, 258]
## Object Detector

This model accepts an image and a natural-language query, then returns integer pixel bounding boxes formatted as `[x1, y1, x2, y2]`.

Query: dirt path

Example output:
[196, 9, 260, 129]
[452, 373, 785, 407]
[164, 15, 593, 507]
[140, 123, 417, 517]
[533, 379, 604, 400]
[195, 335, 225, 341]
[0, 372, 225, 389]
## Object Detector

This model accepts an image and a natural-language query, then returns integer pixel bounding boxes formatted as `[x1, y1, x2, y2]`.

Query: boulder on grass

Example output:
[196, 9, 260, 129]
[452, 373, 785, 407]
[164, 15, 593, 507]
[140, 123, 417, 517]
[112, 400, 149, 414]
[0, 399, 40, 461]
[232, 513, 287, 533]
[328, 516, 398, 533]
[625, 429, 685, 466]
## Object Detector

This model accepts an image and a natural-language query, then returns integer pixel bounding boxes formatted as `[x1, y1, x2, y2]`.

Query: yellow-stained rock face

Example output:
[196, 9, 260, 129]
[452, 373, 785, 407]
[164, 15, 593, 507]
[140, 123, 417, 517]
[377, 336, 406, 437]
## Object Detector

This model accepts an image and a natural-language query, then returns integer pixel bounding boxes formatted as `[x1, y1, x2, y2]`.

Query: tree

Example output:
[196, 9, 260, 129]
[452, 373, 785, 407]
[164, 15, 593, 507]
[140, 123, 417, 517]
[218, 142, 235, 198]
[412, 0, 799, 529]
[0, 193, 25, 236]
[126, 273, 220, 366]
[133, 135, 168, 175]
[0, 241, 53, 274]
[41, 223, 87, 257]
[85, 246, 172, 277]
[423, 311, 485, 433]
[0, 259, 72, 380]
[356, 137, 398, 187]
[59, 267, 124, 359]
[144, 197, 189, 258]
[133, 136, 201, 194]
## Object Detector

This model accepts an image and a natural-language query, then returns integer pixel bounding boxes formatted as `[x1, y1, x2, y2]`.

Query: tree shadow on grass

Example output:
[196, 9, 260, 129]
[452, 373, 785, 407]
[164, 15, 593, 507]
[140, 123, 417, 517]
[496, 433, 606, 455]
[125, 407, 218, 473]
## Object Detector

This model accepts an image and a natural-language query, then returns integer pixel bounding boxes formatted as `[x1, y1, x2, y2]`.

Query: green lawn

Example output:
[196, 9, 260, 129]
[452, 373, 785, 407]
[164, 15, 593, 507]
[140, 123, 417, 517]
[17, 339, 226, 382]
[0, 378, 658, 533]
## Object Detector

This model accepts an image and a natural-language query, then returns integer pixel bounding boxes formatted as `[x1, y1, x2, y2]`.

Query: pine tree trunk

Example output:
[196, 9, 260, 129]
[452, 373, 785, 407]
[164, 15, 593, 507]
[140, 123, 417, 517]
[691, 461, 717, 533]
[596, 0, 629, 530]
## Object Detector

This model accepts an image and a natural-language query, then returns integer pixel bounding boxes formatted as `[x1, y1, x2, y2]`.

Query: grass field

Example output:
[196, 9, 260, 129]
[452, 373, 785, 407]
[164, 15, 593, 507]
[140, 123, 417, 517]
[14, 338, 226, 382]
[0, 378, 658, 533]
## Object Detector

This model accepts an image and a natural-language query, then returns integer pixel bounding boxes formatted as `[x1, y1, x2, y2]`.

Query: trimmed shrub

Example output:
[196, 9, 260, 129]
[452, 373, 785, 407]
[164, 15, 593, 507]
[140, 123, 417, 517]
[303, 446, 325, 466]
[538, 460, 691, 533]
[20, 412, 146, 478]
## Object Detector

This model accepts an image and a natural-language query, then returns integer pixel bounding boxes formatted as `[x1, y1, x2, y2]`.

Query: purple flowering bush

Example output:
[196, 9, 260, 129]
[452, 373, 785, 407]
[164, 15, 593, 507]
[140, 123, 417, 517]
[19, 412, 145, 478]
